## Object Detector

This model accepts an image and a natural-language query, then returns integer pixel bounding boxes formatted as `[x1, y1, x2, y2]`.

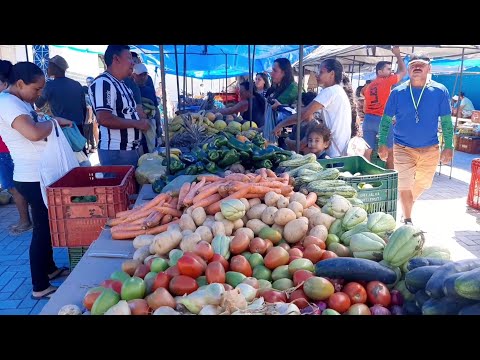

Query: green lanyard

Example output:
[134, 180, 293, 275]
[409, 81, 428, 123]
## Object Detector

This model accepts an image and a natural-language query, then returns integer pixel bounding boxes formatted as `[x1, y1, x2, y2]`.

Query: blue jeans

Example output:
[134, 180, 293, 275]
[363, 114, 393, 150]
[0, 153, 15, 190]
[98, 149, 142, 167]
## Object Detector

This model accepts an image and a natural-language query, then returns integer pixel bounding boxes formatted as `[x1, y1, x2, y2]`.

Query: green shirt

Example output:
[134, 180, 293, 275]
[276, 81, 299, 106]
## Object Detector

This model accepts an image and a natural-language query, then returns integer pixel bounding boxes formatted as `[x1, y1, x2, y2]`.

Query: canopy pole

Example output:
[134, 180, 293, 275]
[450, 47, 466, 179]
[160, 45, 171, 175]
[25, 45, 29, 62]
[358, 63, 361, 87]
[183, 45, 187, 111]
[191, 77, 193, 96]
[296, 45, 304, 154]
[350, 56, 355, 82]
[249, 45, 256, 128]
[225, 54, 228, 107]
[174, 46, 181, 112]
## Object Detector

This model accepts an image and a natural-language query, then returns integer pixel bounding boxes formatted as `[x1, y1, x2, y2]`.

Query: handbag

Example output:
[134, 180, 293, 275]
[62, 122, 87, 152]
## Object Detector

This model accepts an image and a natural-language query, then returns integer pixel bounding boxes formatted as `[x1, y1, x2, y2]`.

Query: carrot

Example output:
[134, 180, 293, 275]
[190, 193, 222, 210]
[143, 211, 162, 229]
[206, 185, 251, 215]
[248, 186, 281, 195]
[225, 173, 250, 182]
[244, 193, 267, 199]
[246, 173, 256, 179]
[111, 223, 145, 233]
[252, 181, 287, 188]
[177, 183, 191, 210]
[122, 207, 157, 223]
[279, 172, 290, 184]
[259, 168, 268, 179]
[115, 207, 143, 219]
[281, 186, 294, 196]
[169, 197, 179, 209]
[266, 169, 276, 178]
[106, 217, 127, 227]
[146, 220, 180, 235]
[182, 181, 197, 206]
[197, 175, 222, 182]
[192, 183, 223, 203]
[218, 184, 230, 198]
[142, 193, 169, 212]
[153, 206, 183, 218]
[112, 230, 147, 240]
[312, 203, 321, 210]
[160, 214, 173, 225]
[305, 192, 318, 208]
[253, 175, 263, 183]
[192, 177, 207, 193]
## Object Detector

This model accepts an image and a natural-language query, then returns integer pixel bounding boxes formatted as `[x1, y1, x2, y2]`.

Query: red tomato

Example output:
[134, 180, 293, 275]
[293, 270, 314, 287]
[177, 254, 205, 278]
[303, 236, 326, 250]
[205, 261, 226, 284]
[127, 299, 150, 315]
[101, 279, 123, 294]
[193, 241, 214, 261]
[133, 264, 150, 279]
[165, 265, 180, 277]
[264, 239, 274, 252]
[264, 247, 290, 270]
[249, 237, 267, 255]
[209, 254, 229, 272]
[302, 244, 324, 264]
[366, 281, 391, 307]
[229, 255, 253, 277]
[169, 275, 199, 296]
[320, 251, 338, 260]
[183, 252, 207, 271]
[343, 282, 367, 304]
[289, 289, 309, 309]
[230, 233, 250, 255]
[292, 245, 305, 252]
[146, 287, 176, 310]
[152, 272, 171, 292]
[288, 248, 303, 258]
[83, 287, 104, 311]
[328, 292, 351, 313]
[288, 256, 303, 264]
[346, 303, 371, 315]
[262, 290, 287, 303]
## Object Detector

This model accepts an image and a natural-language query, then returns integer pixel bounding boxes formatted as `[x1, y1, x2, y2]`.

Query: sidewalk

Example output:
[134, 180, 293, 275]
[0, 151, 477, 314]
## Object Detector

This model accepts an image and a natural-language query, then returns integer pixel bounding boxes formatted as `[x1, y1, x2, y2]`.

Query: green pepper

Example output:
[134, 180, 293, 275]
[218, 149, 240, 168]
[268, 145, 294, 157]
[168, 158, 186, 173]
[195, 161, 205, 173]
[205, 161, 219, 173]
[152, 179, 166, 193]
[252, 133, 266, 148]
[254, 159, 273, 169]
[252, 147, 277, 162]
[185, 164, 198, 175]
[202, 143, 209, 152]
[226, 137, 253, 153]
[208, 149, 220, 162]
[213, 135, 228, 148]
[239, 151, 251, 161]
[273, 154, 289, 164]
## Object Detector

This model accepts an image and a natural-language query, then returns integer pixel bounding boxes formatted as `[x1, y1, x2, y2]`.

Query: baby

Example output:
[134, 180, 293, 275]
[306, 123, 331, 159]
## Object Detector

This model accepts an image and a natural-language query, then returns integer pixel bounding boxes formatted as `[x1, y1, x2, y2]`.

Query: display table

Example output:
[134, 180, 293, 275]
[40, 185, 156, 315]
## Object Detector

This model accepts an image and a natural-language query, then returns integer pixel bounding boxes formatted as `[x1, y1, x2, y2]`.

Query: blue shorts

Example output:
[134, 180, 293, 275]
[0, 153, 14, 190]
[362, 113, 393, 150]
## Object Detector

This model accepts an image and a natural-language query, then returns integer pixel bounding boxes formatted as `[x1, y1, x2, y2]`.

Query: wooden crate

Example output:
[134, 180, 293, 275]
[458, 136, 480, 154]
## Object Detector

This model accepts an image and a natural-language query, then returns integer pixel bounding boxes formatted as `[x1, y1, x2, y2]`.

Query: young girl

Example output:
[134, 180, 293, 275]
[306, 123, 331, 159]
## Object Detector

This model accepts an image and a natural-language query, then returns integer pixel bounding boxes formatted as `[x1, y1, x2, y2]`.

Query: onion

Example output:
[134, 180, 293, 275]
[300, 305, 321, 315]
[153, 306, 181, 315]
[235, 283, 257, 302]
[369, 304, 391, 315]
[390, 305, 404, 315]
[315, 301, 328, 312]
[327, 278, 344, 292]
[390, 290, 404, 306]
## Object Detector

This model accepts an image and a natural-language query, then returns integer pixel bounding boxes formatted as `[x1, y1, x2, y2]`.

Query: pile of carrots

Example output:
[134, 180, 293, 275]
[108, 168, 293, 240]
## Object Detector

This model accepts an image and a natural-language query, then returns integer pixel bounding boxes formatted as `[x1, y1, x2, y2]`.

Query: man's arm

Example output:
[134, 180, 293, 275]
[377, 114, 393, 147]
[392, 46, 407, 82]
[218, 100, 247, 116]
[274, 101, 323, 132]
[440, 115, 454, 149]
[96, 110, 147, 130]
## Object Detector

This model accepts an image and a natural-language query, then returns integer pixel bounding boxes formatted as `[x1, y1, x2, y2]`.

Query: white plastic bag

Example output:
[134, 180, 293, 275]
[39, 119, 79, 206]
[347, 136, 370, 156]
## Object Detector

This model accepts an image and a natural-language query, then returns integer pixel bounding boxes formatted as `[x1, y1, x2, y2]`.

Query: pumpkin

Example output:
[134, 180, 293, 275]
[220, 199, 246, 221]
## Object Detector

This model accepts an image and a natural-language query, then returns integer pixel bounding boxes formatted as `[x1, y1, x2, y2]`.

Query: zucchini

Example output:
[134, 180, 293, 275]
[403, 300, 422, 315]
[280, 153, 317, 168]
[406, 257, 452, 272]
[405, 265, 441, 293]
[414, 290, 430, 308]
[454, 267, 480, 300]
[425, 259, 480, 299]
[298, 168, 340, 183]
[314, 257, 397, 284]
[422, 297, 477, 315]
[287, 161, 323, 178]
[304, 179, 347, 189]
[458, 303, 480, 315]
[309, 185, 357, 198]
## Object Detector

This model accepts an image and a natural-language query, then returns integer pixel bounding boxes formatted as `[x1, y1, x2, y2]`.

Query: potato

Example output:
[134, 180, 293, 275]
[149, 242, 156, 255]
[272, 223, 284, 236]
[248, 198, 262, 208]
[277, 196, 289, 208]
[133, 234, 155, 249]
[168, 223, 181, 234]
[235, 227, 255, 240]
[283, 219, 308, 244]
[212, 221, 226, 237]
[274, 208, 296, 226]
[182, 230, 193, 237]
[180, 233, 202, 252]
[264, 191, 281, 207]
[309, 225, 328, 241]
[310, 212, 336, 230]
[205, 215, 215, 222]
[288, 201, 304, 218]
[246, 219, 268, 236]
[239, 198, 250, 212]
[247, 203, 268, 220]
[233, 218, 244, 231]
[214, 213, 225, 221]
[144, 254, 160, 265]
[168, 228, 183, 244]
[179, 214, 196, 232]
[242, 215, 249, 225]
[290, 192, 307, 208]
[133, 245, 151, 262]
[261, 206, 278, 225]
[221, 219, 235, 236]
[153, 232, 182, 255]
[195, 226, 213, 243]
[191, 207, 207, 227]
[303, 207, 321, 219]
[203, 219, 215, 230]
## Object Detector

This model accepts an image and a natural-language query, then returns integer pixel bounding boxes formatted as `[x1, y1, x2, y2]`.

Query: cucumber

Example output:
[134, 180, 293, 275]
[403, 300, 422, 315]
[458, 303, 480, 315]
[425, 259, 480, 299]
[454, 267, 480, 300]
[414, 290, 430, 308]
[422, 297, 477, 315]
[405, 265, 441, 293]
[314, 257, 397, 284]
[406, 257, 452, 272]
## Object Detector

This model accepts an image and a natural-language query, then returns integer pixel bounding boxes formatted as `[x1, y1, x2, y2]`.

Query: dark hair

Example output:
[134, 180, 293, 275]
[320, 58, 343, 84]
[355, 85, 364, 98]
[255, 72, 270, 91]
[341, 73, 358, 137]
[266, 58, 294, 99]
[131, 51, 139, 58]
[104, 45, 131, 67]
[375, 61, 392, 75]
[48, 62, 65, 77]
[82, 85, 89, 94]
[0, 60, 44, 86]
[460, 91, 465, 97]
[302, 91, 317, 106]
[306, 123, 331, 147]
[240, 81, 265, 103]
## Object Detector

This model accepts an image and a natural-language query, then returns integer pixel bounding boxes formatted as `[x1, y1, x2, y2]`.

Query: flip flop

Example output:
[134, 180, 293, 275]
[31, 287, 57, 300]
[48, 267, 70, 281]
[9, 223, 33, 236]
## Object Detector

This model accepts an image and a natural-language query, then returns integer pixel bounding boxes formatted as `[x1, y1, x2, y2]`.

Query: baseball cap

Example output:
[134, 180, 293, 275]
[409, 53, 431, 66]
[133, 63, 148, 75]
[49, 55, 69, 71]
[452, 95, 459, 101]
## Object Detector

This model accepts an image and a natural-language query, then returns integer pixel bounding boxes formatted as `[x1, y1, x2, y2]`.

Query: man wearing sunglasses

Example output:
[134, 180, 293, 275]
[377, 53, 454, 226]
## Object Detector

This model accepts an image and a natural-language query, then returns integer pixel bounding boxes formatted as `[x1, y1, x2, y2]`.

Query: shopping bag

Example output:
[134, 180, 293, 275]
[263, 103, 278, 144]
[62, 122, 87, 152]
[40, 119, 80, 206]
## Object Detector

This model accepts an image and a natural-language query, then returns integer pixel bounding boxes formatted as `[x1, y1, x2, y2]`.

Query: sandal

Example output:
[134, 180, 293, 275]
[9, 223, 33, 236]
[48, 267, 70, 281]
[31, 286, 58, 300]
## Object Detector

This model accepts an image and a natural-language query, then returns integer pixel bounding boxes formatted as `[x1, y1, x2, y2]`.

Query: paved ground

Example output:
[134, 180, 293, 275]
[0, 151, 478, 314]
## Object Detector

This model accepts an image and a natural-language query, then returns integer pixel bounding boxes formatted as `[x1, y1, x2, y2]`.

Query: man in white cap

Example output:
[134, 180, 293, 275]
[377, 53, 454, 226]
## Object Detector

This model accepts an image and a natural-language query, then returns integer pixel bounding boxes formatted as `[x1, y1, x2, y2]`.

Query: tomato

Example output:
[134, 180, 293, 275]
[264, 239, 274, 253]
[302, 244, 324, 264]
[249, 237, 267, 255]
[183, 252, 207, 271]
[169, 275, 199, 296]
[127, 299, 150, 315]
[193, 241, 214, 261]
[83, 287, 104, 311]
[230, 233, 250, 255]
[327, 292, 351, 313]
[262, 290, 287, 303]
[320, 250, 338, 260]
[292, 245, 305, 252]
[346, 303, 371, 315]
[230, 255, 253, 277]
[288, 248, 303, 258]
[152, 272, 171, 292]
[293, 270, 315, 287]
[366, 281, 391, 307]
[165, 265, 180, 277]
[303, 236, 326, 250]
[209, 254, 229, 271]
[133, 264, 150, 279]
[278, 242, 291, 251]
[146, 287, 176, 310]
[288, 256, 303, 264]
[264, 247, 290, 270]
[177, 254, 205, 278]
[101, 279, 123, 294]
[289, 289, 309, 309]
[343, 282, 367, 304]
[205, 261, 226, 284]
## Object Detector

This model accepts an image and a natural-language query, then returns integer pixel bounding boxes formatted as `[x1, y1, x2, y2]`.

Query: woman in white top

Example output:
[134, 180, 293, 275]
[0, 61, 73, 300]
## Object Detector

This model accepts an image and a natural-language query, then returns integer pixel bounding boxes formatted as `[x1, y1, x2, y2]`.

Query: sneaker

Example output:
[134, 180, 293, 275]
[400, 215, 414, 226]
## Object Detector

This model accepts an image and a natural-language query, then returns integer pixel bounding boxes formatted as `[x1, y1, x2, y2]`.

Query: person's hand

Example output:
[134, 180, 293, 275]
[391, 45, 401, 56]
[55, 117, 73, 127]
[273, 125, 283, 137]
[440, 148, 453, 164]
[271, 99, 281, 110]
[135, 118, 150, 132]
[378, 145, 389, 161]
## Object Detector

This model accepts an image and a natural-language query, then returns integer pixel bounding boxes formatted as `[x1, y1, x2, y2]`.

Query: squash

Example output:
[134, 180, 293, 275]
[212, 235, 232, 260]
[220, 199, 246, 221]
[350, 232, 386, 261]
[342, 207, 367, 230]
[327, 194, 352, 219]
[383, 225, 425, 267]
[367, 212, 396, 233]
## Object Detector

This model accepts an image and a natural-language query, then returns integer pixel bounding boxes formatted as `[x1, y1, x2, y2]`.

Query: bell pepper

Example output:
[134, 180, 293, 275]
[252, 147, 277, 162]
[218, 149, 240, 168]
[268, 145, 294, 157]
[195, 161, 205, 173]
[254, 159, 273, 169]
[208, 149, 220, 162]
[180, 153, 198, 165]
[202, 143, 209, 152]
[239, 151, 251, 161]
[273, 154, 290, 164]
[226, 137, 254, 154]
[252, 133, 267, 148]
[164, 158, 186, 173]
[185, 164, 199, 175]
[213, 135, 228, 148]
[205, 161, 219, 174]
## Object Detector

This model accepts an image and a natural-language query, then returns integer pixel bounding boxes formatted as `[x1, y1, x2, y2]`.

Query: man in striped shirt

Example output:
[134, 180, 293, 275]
[89, 45, 150, 167]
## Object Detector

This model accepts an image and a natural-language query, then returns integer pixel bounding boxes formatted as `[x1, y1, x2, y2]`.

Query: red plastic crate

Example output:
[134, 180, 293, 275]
[47, 166, 136, 247]
[467, 159, 480, 210]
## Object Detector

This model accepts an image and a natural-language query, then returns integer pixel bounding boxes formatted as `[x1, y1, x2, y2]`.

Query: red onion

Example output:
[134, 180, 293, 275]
[326, 278, 344, 292]
[369, 304, 391, 315]
[300, 305, 321, 315]
[390, 305, 404, 315]
[390, 290, 404, 306]
[315, 301, 328, 312]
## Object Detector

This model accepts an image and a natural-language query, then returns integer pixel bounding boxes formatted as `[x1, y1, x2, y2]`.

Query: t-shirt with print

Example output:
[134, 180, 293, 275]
[383, 80, 451, 149]
[89, 72, 142, 151]
[0, 136, 9, 153]
[363, 74, 400, 116]
[0, 92, 47, 182]
[313, 84, 352, 157]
